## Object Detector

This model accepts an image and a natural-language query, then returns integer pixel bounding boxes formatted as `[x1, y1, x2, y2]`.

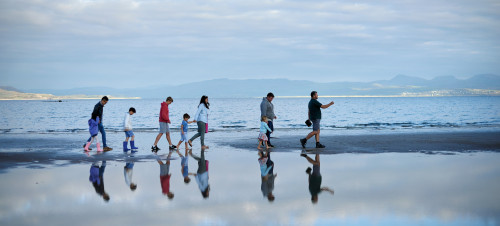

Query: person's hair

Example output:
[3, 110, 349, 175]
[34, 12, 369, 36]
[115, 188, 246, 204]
[261, 116, 268, 122]
[167, 193, 174, 199]
[183, 113, 190, 119]
[267, 92, 274, 98]
[166, 96, 173, 102]
[103, 193, 110, 202]
[199, 95, 210, 109]
[129, 107, 136, 113]
[102, 96, 109, 101]
[310, 91, 317, 98]
[201, 186, 210, 199]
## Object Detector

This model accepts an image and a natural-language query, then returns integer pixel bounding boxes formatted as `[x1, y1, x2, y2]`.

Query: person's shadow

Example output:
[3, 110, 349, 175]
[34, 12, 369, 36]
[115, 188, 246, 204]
[89, 160, 110, 202]
[300, 153, 334, 204]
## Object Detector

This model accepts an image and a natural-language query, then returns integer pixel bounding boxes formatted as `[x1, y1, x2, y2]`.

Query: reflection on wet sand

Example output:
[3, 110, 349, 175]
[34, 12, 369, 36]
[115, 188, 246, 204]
[301, 152, 334, 204]
[156, 151, 174, 199]
[190, 148, 210, 199]
[259, 150, 276, 202]
[123, 156, 137, 191]
[89, 160, 110, 202]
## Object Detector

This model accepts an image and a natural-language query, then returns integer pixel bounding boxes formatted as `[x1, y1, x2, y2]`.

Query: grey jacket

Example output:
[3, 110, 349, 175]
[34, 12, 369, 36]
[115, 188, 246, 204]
[260, 97, 276, 121]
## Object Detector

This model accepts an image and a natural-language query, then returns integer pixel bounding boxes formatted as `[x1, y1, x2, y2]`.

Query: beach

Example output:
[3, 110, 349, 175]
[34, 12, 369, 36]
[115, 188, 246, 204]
[0, 129, 500, 225]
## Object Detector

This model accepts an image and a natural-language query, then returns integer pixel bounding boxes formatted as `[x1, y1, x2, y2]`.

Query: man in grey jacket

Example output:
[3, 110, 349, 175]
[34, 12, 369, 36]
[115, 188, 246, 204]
[260, 92, 277, 147]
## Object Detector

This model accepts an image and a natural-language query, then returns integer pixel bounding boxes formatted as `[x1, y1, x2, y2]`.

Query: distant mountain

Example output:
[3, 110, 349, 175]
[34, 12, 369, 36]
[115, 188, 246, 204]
[0, 88, 140, 100]
[17, 74, 500, 99]
[0, 86, 24, 93]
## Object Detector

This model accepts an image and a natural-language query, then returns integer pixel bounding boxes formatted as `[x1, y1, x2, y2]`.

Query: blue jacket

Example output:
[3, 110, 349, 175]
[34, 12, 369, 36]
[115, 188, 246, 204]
[89, 116, 99, 136]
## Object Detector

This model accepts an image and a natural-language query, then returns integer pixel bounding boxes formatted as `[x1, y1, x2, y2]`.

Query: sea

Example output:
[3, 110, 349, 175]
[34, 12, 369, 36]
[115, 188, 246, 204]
[1, 96, 499, 134]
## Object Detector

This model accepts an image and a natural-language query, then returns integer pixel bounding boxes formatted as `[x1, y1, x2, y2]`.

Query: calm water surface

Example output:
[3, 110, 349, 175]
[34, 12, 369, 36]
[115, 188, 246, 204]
[1, 147, 499, 226]
[1, 97, 499, 134]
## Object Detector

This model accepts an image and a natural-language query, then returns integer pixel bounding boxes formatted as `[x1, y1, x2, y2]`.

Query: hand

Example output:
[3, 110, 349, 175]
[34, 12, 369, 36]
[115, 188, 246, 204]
[330, 101, 334, 106]
[193, 120, 197, 123]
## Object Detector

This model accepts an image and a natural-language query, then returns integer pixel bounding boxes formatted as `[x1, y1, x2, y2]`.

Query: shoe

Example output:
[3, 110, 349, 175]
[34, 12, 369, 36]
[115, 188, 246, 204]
[84, 142, 91, 152]
[300, 153, 307, 157]
[97, 143, 103, 152]
[169, 145, 176, 149]
[316, 143, 325, 148]
[103, 146, 112, 151]
[267, 143, 275, 148]
[130, 141, 138, 150]
[83, 144, 92, 151]
[300, 138, 307, 148]
[123, 141, 130, 152]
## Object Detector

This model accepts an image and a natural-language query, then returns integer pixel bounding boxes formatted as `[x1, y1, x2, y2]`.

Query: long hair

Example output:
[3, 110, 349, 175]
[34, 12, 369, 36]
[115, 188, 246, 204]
[199, 95, 210, 109]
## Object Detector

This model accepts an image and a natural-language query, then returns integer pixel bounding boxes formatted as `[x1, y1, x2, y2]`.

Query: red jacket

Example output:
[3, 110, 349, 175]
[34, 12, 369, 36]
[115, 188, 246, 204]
[159, 102, 170, 123]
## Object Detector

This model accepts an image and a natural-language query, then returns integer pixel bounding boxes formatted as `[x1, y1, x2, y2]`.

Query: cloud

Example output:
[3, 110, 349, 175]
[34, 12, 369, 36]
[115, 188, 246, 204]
[0, 0, 499, 89]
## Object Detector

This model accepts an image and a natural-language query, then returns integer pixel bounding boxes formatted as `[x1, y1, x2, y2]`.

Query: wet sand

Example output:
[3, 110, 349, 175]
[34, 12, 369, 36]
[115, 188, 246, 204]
[223, 130, 500, 153]
[1, 129, 500, 225]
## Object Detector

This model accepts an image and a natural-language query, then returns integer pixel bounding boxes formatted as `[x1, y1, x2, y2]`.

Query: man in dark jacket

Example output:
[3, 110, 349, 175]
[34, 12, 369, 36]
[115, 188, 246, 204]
[84, 96, 112, 151]
[260, 92, 277, 147]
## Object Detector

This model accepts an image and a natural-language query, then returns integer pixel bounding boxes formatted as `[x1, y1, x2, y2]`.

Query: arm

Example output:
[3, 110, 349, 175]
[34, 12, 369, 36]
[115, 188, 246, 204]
[321, 187, 335, 194]
[124, 114, 130, 131]
[260, 101, 267, 117]
[193, 105, 202, 122]
[180, 123, 184, 134]
[264, 123, 272, 133]
[320, 101, 334, 109]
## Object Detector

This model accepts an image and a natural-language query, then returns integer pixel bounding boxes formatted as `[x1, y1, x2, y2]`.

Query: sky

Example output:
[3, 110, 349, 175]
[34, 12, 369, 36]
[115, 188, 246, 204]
[0, 0, 499, 90]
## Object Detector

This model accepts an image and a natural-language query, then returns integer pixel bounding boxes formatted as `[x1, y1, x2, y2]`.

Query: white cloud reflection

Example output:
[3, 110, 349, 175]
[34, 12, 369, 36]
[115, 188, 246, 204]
[0, 150, 499, 225]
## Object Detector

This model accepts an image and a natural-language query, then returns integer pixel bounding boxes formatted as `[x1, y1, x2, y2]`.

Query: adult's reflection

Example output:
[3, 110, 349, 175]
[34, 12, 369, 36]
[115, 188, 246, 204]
[301, 153, 334, 204]
[89, 160, 110, 202]
[259, 150, 277, 202]
[189, 148, 210, 199]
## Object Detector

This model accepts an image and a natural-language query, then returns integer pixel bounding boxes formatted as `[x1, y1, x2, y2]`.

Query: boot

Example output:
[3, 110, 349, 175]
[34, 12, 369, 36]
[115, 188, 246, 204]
[97, 142, 103, 152]
[130, 141, 138, 150]
[123, 141, 130, 152]
[84, 142, 91, 152]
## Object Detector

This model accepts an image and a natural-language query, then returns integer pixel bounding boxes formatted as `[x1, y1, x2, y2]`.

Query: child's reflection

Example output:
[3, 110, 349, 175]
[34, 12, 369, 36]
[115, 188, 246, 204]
[89, 160, 110, 202]
[301, 153, 334, 204]
[124, 157, 137, 191]
[260, 150, 277, 202]
[157, 151, 174, 199]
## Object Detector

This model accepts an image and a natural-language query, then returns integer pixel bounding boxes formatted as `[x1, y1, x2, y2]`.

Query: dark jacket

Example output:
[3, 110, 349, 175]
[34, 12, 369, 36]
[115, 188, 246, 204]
[91, 101, 104, 122]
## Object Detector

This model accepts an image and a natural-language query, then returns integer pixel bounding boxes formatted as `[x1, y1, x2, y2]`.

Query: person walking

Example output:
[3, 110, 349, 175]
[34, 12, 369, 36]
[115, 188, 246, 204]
[300, 91, 334, 148]
[151, 97, 176, 152]
[84, 96, 112, 151]
[188, 95, 210, 149]
[260, 92, 277, 147]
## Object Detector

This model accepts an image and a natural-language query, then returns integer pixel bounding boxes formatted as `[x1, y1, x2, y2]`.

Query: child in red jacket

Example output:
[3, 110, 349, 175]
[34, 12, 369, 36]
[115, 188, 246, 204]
[152, 97, 176, 151]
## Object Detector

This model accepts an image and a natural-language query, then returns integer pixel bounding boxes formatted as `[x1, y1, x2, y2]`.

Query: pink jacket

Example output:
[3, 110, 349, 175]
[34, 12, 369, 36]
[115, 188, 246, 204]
[159, 102, 170, 123]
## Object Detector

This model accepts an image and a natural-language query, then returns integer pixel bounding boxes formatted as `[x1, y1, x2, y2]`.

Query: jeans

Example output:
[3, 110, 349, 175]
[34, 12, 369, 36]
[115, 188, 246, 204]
[88, 123, 107, 147]
[190, 121, 206, 146]
[266, 121, 274, 144]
